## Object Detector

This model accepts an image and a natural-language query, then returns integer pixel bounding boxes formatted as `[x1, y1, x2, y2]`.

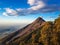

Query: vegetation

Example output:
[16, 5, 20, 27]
[0, 16, 60, 45]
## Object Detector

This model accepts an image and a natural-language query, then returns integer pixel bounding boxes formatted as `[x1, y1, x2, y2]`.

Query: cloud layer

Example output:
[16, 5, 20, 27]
[2, 0, 60, 16]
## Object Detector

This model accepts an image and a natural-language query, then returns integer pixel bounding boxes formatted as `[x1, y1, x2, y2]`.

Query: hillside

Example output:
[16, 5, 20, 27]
[0, 17, 60, 45]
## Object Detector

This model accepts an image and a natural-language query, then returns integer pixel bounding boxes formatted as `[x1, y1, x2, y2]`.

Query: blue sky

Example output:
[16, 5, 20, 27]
[0, 0, 60, 24]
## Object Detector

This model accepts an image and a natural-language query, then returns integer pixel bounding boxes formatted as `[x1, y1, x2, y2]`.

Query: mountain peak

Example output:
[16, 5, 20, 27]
[1, 17, 45, 45]
[34, 17, 45, 23]
[36, 17, 44, 20]
[37, 17, 42, 19]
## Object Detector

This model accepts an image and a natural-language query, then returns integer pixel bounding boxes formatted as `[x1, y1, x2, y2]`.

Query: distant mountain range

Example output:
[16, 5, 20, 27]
[0, 16, 60, 45]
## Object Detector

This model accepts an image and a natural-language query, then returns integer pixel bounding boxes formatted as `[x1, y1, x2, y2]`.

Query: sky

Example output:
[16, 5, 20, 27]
[0, 0, 60, 24]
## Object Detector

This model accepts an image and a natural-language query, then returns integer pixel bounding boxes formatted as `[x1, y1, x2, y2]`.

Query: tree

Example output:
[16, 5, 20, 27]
[39, 22, 53, 45]
[51, 17, 60, 45]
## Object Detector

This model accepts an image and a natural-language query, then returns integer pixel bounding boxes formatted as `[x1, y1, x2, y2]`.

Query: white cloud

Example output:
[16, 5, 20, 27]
[28, 0, 45, 10]
[29, 2, 45, 10]
[16, 8, 23, 12]
[3, 12, 8, 16]
[4, 8, 18, 16]
[28, 0, 35, 6]
[3, 8, 26, 16]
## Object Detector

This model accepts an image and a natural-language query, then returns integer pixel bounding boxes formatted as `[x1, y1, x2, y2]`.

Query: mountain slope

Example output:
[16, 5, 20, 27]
[0, 17, 45, 45]
[1, 17, 60, 45]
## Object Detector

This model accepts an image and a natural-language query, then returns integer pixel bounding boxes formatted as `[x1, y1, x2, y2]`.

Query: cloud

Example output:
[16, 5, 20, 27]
[3, 8, 26, 16]
[39, 5, 60, 13]
[28, 0, 45, 10]
[28, 0, 35, 6]
[2, 0, 60, 16]
[4, 8, 18, 16]
[3, 12, 8, 16]
[3, 8, 25, 16]
[16, 8, 23, 12]
[3, 0, 45, 16]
